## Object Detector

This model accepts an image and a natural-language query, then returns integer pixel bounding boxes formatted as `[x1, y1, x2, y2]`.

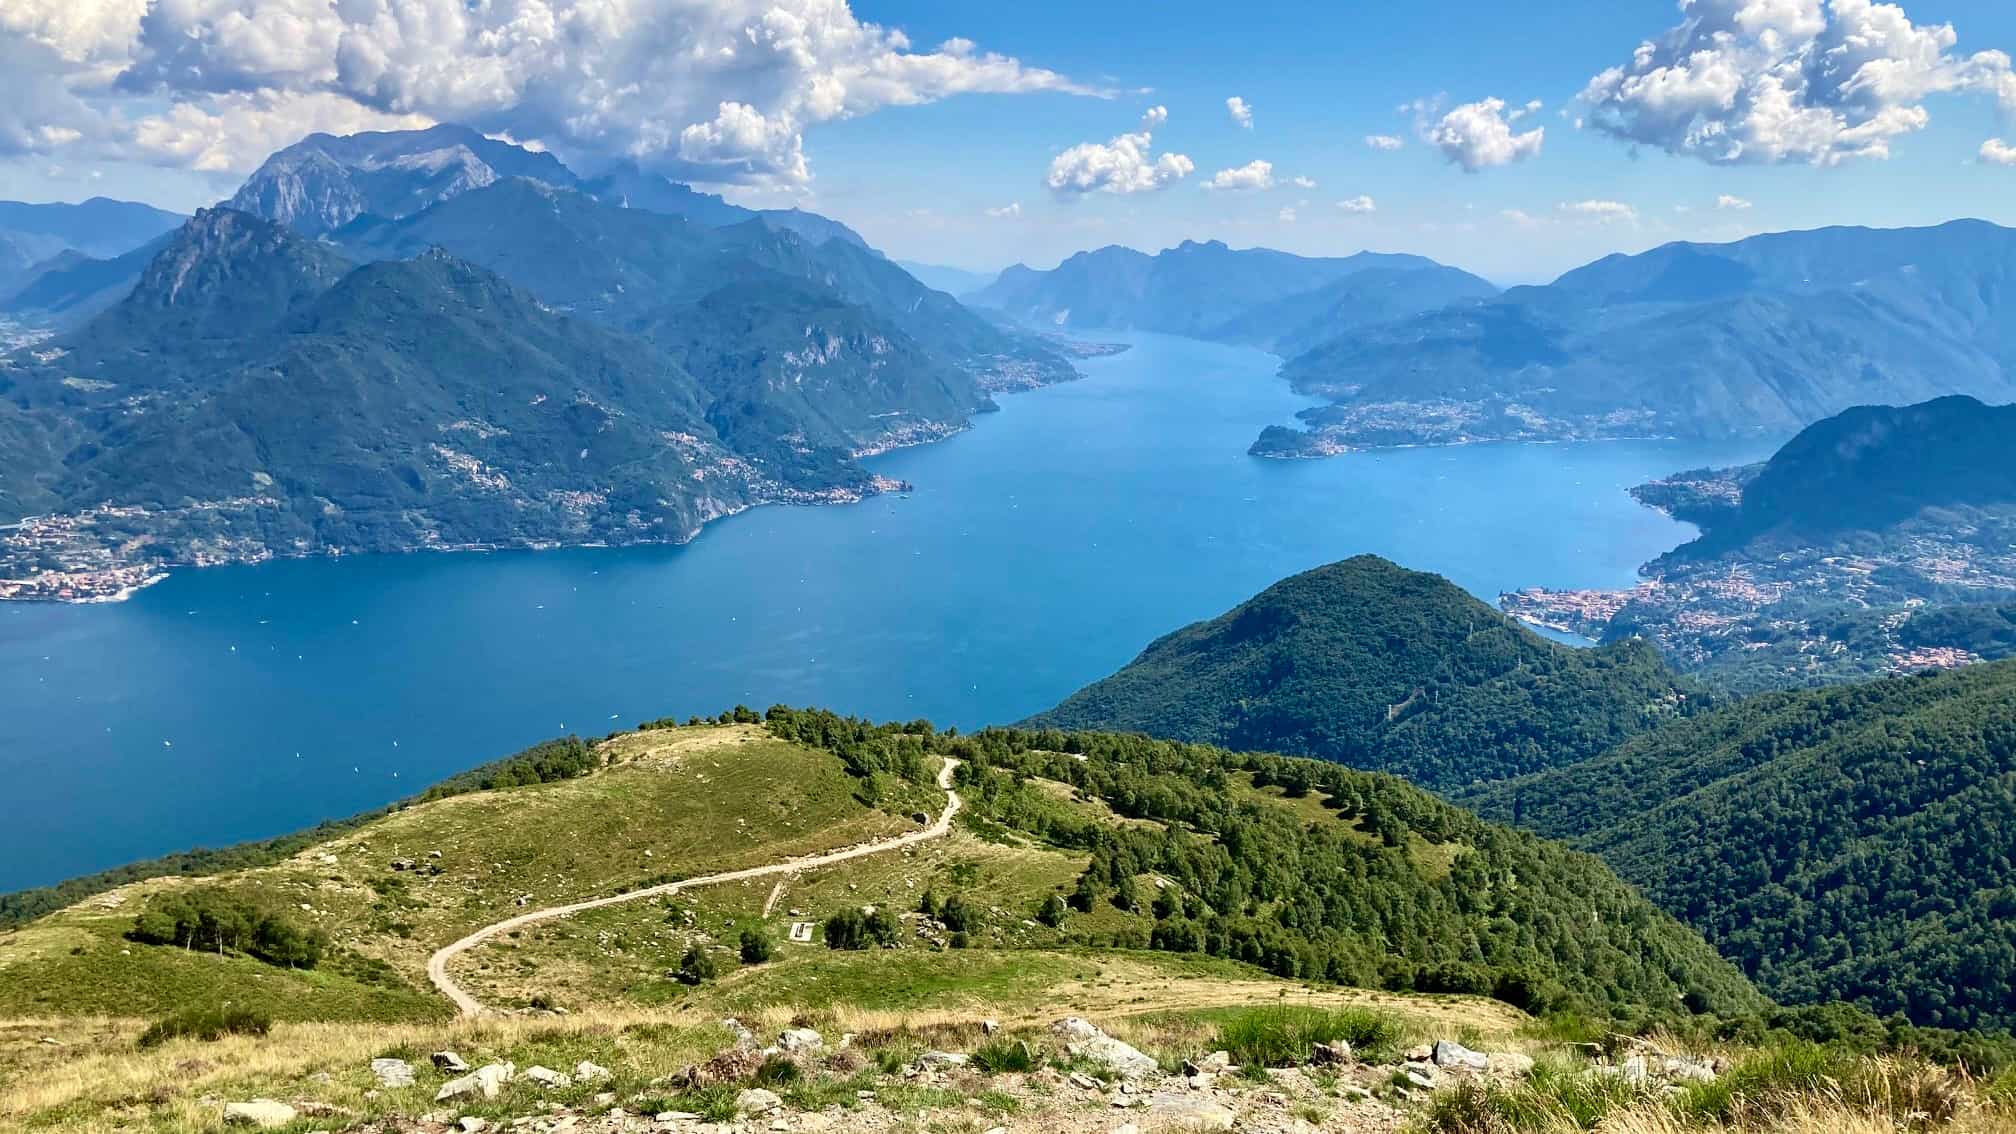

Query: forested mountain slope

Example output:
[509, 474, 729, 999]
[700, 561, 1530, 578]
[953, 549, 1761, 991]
[1028, 556, 1699, 789]
[1461, 662, 2016, 1031]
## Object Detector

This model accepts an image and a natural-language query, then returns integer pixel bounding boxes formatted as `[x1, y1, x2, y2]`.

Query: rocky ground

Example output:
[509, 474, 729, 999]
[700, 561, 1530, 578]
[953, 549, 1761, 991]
[201, 1016, 1715, 1134]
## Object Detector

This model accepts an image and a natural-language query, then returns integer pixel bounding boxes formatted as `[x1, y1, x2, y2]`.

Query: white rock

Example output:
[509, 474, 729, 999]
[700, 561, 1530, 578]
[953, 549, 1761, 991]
[573, 1060, 612, 1083]
[1433, 1040, 1489, 1071]
[457, 1118, 487, 1133]
[721, 1018, 757, 1049]
[915, 1051, 968, 1069]
[435, 1062, 514, 1101]
[1050, 1017, 1158, 1080]
[1141, 1094, 1236, 1131]
[523, 1065, 572, 1089]
[778, 1027, 824, 1053]
[370, 1057, 416, 1088]
[223, 1100, 297, 1128]
[432, 1051, 471, 1073]
[735, 1087, 783, 1114]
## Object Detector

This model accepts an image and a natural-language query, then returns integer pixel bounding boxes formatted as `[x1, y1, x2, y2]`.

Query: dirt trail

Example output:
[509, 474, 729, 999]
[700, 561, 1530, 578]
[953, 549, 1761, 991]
[426, 759, 962, 1016]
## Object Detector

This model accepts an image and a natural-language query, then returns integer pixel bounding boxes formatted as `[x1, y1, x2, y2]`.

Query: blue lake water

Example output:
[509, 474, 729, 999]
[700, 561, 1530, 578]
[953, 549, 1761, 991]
[0, 333, 1777, 890]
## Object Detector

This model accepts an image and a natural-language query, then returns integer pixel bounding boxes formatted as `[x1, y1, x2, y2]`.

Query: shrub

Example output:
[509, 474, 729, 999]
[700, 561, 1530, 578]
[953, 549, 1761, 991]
[971, 1038, 1038, 1074]
[137, 1005, 272, 1048]
[677, 944, 719, 985]
[739, 928, 773, 965]
[1215, 1006, 1405, 1068]
[1036, 893, 1067, 928]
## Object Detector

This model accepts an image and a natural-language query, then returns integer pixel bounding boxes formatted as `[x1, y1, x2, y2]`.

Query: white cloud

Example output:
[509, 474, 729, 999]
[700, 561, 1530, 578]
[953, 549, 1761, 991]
[1716, 193, 1754, 209]
[1204, 159, 1275, 191]
[1278, 206, 1296, 223]
[1558, 199, 1638, 222]
[1580, 0, 2016, 166]
[1335, 195, 1377, 213]
[1501, 208, 1542, 228]
[1227, 96, 1253, 129]
[1419, 97, 1545, 171]
[1046, 107, 1194, 196]
[985, 201, 1022, 218]
[1365, 133, 1405, 151]
[1982, 139, 2016, 165]
[0, 0, 1104, 182]
[1289, 175, 1317, 189]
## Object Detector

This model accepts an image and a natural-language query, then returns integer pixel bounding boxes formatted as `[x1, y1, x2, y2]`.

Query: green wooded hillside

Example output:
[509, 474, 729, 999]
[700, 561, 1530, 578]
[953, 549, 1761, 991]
[1027, 556, 1700, 789]
[1461, 661, 2016, 1031]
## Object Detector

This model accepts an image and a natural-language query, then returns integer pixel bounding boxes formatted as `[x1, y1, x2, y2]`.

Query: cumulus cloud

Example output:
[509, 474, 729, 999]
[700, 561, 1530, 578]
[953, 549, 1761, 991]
[1417, 97, 1545, 171]
[1580, 0, 2016, 165]
[1716, 193, 1754, 209]
[1227, 96, 1254, 129]
[1365, 133, 1405, 151]
[1501, 208, 1542, 228]
[0, 0, 1103, 182]
[1558, 199, 1638, 222]
[1204, 159, 1275, 191]
[985, 201, 1022, 218]
[1335, 195, 1377, 213]
[1982, 139, 2016, 165]
[1046, 106, 1194, 196]
[1289, 174, 1317, 189]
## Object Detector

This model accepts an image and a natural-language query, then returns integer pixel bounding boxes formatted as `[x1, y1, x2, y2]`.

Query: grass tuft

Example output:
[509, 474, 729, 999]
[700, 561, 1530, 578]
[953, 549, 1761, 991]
[135, 1005, 272, 1048]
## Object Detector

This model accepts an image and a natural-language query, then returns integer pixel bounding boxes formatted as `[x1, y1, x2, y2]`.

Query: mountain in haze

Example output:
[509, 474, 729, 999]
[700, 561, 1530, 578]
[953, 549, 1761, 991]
[969, 240, 1496, 344]
[1259, 221, 2016, 456]
[0, 205, 1005, 598]
[0, 198, 186, 305]
[899, 261, 999, 297]
[580, 161, 873, 251]
[226, 124, 580, 236]
[1652, 395, 2016, 560]
[1028, 556, 1699, 790]
[1502, 396, 2016, 694]
[1459, 660, 2016, 1032]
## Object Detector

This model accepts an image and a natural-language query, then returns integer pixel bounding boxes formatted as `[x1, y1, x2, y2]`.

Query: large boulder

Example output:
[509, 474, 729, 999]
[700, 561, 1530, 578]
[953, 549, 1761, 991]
[223, 1100, 297, 1128]
[1050, 1017, 1158, 1080]
[735, 1087, 783, 1115]
[522, 1065, 572, 1089]
[1433, 1040, 1489, 1071]
[778, 1027, 824, 1054]
[574, 1060, 612, 1083]
[370, 1058, 415, 1088]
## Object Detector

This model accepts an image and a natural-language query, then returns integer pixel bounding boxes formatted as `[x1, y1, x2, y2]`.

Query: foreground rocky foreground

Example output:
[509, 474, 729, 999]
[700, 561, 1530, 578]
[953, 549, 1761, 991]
[203, 1015, 1719, 1134]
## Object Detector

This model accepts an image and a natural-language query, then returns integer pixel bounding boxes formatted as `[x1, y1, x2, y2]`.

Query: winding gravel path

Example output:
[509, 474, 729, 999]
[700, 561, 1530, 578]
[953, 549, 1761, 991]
[426, 759, 962, 1016]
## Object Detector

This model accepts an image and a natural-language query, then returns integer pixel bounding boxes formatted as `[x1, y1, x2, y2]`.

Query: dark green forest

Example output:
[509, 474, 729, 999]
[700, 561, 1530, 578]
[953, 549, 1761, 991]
[764, 705, 1764, 1025]
[1461, 662, 2016, 1031]
[1028, 556, 1701, 789]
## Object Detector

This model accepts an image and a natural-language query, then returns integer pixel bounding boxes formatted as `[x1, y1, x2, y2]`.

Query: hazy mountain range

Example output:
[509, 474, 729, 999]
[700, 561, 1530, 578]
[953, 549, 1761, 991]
[1256, 220, 2016, 455]
[0, 126, 1072, 599]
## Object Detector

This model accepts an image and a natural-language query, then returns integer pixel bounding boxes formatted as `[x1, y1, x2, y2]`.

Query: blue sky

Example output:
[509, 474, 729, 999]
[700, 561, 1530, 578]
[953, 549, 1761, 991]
[6, 0, 2016, 282]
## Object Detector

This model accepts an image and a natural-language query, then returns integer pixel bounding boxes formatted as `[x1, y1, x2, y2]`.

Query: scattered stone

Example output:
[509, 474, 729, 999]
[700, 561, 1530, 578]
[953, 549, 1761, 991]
[1186, 1051, 1232, 1075]
[1488, 1052, 1536, 1076]
[1403, 1062, 1438, 1090]
[1660, 1056, 1718, 1084]
[436, 1062, 514, 1101]
[456, 1118, 487, 1133]
[1310, 1040, 1353, 1066]
[654, 1113, 700, 1123]
[433, 1051, 471, 1074]
[223, 1100, 297, 1128]
[390, 858, 416, 871]
[523, 1066, 572, 1089]
[778, 1027, 824, 1053]
[1141, 1094, 1236, 1131]
[370, 1058, 416, 1088]
[721, 1018, 757, 1049]
[1341, 1085, 1373, 1101]
[1433, 1039, 1490, 1072]
[1405, 1044, 1434, 1063]
[573, 1060, 612, 1083]
[1069, 1072, 1103, 1090]
[981, 1019, 1001, 1035]
[915, 1051, 968, 1069]
[1051, 1017, 1158, 1080]
[735, 1087, 783, 1115]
